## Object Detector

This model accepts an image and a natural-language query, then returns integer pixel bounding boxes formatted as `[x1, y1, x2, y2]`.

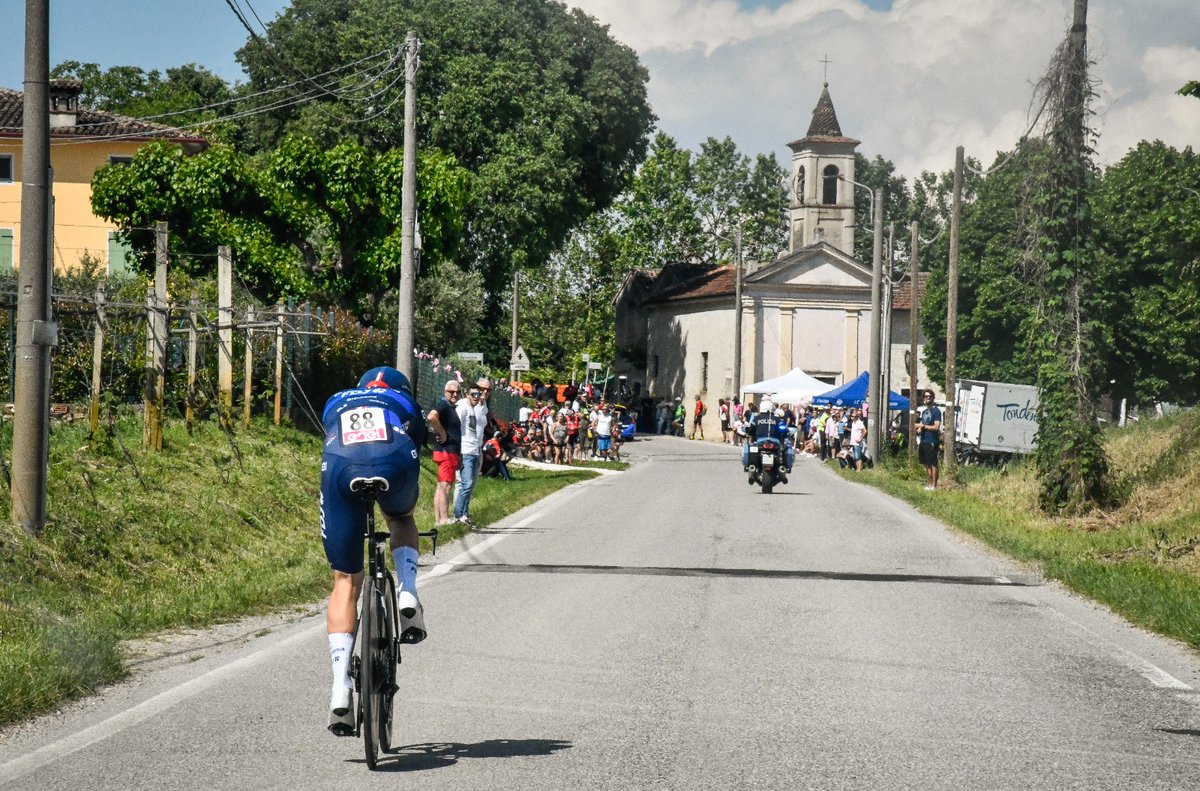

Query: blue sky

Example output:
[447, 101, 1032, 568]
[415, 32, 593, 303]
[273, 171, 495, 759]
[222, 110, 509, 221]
[4, 1, 1198, 179]
[1, 1, 291, 89]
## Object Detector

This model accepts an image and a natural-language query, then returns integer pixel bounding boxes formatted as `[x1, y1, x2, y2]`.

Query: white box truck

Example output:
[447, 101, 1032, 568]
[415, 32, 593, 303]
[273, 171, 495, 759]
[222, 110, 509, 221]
[954, 379, 1039, 454]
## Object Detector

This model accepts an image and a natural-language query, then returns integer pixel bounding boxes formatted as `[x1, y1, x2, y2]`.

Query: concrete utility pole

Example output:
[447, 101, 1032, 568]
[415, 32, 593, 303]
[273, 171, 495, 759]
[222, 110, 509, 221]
[732, 227, 744, 400]
[908, 220, 920, 461]
[510, 269, 519, 357]
[12, 0, 52, 536]
[218, 245, 233, 428]
[395, 31, 421, 379]
[867, 185, 884, 463]
[944, 145, 965, 481]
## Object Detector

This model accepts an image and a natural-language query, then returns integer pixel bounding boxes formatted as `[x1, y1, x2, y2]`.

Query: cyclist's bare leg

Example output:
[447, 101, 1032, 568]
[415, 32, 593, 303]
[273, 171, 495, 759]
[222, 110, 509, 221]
[327, 569, 363, 729]
[328, 570, 364, 634]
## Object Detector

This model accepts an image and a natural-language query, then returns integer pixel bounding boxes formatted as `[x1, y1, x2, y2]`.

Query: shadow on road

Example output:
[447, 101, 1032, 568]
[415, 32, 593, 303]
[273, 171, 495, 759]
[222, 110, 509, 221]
[353, 738, 572, 772]
[452, 563, 1032, 587]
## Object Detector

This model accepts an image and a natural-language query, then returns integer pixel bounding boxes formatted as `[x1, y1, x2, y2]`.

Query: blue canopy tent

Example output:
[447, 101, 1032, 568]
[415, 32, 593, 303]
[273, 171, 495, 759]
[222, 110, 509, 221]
[812, 371, 911, 411]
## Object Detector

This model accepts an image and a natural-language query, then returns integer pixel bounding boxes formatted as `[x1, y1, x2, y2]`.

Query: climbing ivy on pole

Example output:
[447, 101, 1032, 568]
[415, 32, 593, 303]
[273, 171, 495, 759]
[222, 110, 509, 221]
[1020, 0, 1113, 513]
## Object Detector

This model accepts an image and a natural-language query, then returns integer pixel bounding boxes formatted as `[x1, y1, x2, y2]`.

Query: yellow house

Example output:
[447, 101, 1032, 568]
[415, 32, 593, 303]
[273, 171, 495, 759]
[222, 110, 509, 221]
[0, 79, 206, 275]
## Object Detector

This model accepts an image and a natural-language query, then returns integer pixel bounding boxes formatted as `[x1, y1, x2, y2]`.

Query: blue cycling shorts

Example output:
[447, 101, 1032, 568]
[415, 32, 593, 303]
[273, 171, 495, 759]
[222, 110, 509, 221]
[320, 428, 420, 574]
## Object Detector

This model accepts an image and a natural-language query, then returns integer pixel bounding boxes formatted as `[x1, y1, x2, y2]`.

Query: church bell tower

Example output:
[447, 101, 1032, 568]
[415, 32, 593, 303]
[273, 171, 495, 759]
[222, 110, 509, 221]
[787, 84, 861, 256]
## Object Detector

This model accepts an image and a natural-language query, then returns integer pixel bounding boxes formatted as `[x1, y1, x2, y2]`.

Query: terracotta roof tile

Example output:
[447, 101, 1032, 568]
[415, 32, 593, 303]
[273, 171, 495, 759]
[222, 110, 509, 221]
[652, 265, 735, 302]
[0, 87, 206, 143]
[891, 271, 930, 310]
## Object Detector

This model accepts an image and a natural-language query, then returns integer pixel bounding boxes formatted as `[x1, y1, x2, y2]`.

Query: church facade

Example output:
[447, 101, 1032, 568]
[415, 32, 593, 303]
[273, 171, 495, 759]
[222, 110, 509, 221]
[613, 85, 933, 438]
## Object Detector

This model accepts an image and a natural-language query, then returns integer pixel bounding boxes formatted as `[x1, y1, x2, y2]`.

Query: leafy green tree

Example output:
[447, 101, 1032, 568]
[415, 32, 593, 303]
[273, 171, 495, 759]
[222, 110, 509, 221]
[1179, 81, 1200, 99]
[852, 153, 911, 264]
[920, 147, 1035, 387]
[1094, 140, 1200, 407]
[233, 0, 655, 347]
[691, 137, 787, 261]
[519, 213, 625, 378]
[613, 133, 703, 269]
[91, 138, 469, 321]
[51, 61, 238, 141]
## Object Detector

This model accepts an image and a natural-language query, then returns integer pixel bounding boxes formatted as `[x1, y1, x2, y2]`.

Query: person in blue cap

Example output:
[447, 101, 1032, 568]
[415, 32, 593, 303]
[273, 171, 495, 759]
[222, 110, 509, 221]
[320, 366, 427, 735]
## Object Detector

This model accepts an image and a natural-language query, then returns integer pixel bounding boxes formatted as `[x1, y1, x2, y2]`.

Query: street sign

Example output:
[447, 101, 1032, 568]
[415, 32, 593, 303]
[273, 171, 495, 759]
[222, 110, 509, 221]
[456, 351, 483, 363]
[510, 345, 530, 371]
[581, 353, 590, 363]
[586, 362, 603, 370]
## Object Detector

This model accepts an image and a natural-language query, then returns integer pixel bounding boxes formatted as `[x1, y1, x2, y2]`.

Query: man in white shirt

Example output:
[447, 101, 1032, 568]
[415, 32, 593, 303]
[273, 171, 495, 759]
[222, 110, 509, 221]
[453, 380, 489, 523]
[592, 403, 615, 460]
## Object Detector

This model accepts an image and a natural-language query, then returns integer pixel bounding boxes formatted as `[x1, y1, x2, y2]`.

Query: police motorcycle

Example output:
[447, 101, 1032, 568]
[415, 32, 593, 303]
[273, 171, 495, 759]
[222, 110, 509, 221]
[742, 401, 795, 494]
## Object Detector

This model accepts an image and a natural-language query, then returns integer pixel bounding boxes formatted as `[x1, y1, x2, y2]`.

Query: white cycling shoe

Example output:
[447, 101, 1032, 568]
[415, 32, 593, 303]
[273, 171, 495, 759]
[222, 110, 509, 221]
[397, 590, 427, 644]
[327, 685, 354, 736]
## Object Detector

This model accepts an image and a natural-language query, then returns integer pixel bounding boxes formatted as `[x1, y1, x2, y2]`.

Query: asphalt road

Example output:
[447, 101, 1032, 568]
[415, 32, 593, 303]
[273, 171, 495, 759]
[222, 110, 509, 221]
[3, 436, 1200, 790]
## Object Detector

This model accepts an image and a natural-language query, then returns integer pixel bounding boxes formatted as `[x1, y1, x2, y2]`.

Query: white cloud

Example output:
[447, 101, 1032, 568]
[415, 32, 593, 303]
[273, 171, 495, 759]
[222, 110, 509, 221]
[570, 0, 1200, 179]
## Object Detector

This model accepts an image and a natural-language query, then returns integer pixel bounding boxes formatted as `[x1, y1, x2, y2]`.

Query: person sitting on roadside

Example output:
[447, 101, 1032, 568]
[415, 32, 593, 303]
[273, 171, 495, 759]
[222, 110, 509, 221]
[483, 431, 513, 481]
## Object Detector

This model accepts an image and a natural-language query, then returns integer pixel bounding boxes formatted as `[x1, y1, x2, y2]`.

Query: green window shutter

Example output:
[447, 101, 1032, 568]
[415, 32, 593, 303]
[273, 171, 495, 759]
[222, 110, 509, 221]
[107, 232, 132, 276]
[0, 229, 13, 274]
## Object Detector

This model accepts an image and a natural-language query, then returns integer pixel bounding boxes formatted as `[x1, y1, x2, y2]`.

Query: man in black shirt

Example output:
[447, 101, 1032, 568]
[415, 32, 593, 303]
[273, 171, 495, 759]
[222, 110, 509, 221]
[426, 380, 463, 525]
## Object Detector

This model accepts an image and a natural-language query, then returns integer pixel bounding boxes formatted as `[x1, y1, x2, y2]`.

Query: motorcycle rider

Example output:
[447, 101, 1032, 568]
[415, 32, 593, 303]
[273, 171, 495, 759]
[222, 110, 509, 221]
[742, 399, 793, 482]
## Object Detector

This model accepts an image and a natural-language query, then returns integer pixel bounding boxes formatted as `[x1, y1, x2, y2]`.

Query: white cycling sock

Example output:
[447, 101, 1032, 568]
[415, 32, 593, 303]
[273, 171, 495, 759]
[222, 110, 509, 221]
[393, 546, 419, 595]
[328, 632, 354, 690]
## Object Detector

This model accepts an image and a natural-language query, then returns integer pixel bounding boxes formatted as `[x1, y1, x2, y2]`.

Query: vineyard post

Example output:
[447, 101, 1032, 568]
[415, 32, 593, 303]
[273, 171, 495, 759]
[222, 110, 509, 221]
[89, 280, 105, 436]
[243, 305, 255, 429]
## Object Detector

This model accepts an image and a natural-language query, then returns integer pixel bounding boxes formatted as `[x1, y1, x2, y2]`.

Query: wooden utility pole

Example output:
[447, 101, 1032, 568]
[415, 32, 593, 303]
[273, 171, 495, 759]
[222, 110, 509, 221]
[89, 281, 106, 436]
[395, 31, 421, 379]
[12, 0, 51, 536]
[908, 220, 920, 462]
[732, 228, 744, 400]
[243, 306, 255, 429]
[944, 146, 964, 481]
[218, 245, 233, 429]
[143, 221, 168, 450]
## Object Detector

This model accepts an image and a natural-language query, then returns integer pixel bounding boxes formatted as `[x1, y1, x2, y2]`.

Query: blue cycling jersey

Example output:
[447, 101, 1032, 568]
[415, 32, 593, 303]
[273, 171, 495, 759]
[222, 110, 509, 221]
[321, 387, 426, 446]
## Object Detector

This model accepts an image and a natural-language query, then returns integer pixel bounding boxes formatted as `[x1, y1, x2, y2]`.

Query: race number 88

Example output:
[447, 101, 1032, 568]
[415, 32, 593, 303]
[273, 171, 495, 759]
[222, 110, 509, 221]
[348, 410, 377, 431]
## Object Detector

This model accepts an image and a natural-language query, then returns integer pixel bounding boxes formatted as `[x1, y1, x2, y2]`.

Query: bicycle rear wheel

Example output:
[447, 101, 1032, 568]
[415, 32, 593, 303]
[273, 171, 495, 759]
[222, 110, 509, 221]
[359, 575, 385, 769]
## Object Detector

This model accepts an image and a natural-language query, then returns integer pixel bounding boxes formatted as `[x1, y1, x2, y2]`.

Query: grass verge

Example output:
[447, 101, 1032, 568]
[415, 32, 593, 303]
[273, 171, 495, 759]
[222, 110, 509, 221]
[840, 411, 1200, 653]
[0, 415, 594, 728]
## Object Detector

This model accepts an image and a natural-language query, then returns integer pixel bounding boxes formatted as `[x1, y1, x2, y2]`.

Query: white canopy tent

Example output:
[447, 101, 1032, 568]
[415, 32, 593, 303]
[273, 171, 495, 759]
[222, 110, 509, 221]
[741, 368, 831, 404]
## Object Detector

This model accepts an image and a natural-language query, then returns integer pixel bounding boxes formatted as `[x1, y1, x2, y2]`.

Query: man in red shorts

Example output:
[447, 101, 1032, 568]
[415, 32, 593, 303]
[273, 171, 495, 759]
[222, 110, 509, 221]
[425, 379, 463, 525]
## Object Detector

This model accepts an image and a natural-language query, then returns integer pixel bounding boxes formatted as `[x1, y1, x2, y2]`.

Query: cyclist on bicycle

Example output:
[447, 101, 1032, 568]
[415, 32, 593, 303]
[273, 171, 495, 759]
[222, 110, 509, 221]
[321, 366, 428, 734]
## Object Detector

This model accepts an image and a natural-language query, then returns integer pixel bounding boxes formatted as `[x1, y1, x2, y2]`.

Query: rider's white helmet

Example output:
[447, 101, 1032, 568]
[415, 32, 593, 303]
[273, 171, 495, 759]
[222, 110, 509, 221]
[758, 398, 774, 413]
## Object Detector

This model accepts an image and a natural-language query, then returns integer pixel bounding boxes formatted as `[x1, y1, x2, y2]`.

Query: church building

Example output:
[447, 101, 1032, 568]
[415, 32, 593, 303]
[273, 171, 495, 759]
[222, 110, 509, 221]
[613, 84, 932, 438]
